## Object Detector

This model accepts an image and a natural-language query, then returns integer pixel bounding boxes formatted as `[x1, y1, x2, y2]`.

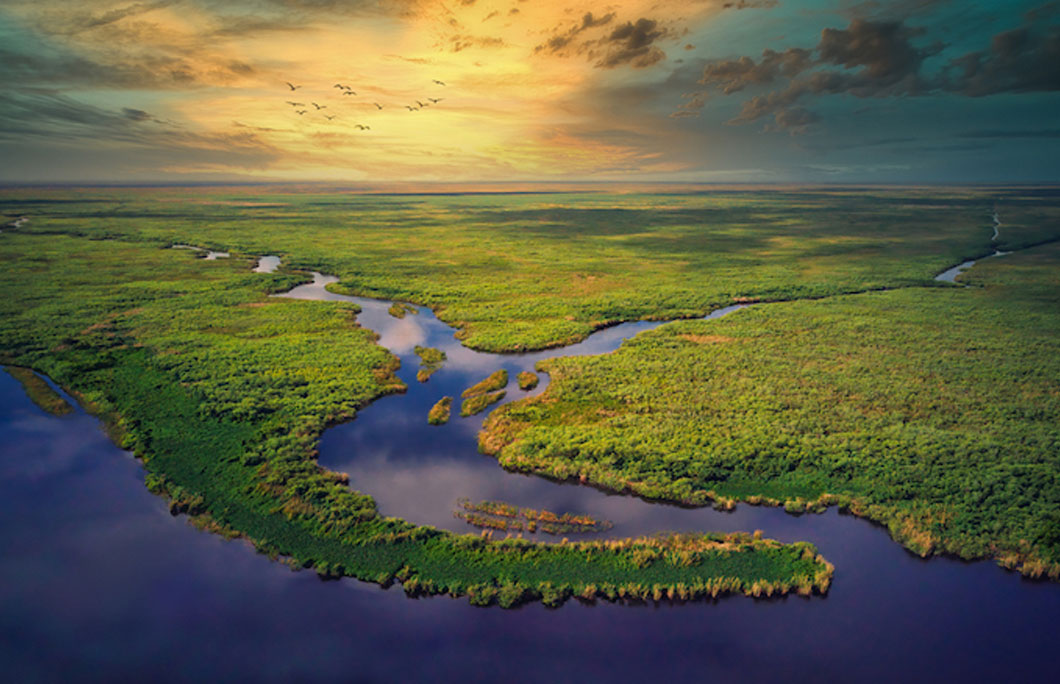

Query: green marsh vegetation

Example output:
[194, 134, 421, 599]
[517, 371, 539, 391]
[461, 391, 506, 418]
[3, 185, 1057, 599]
[483, 241, 1060, 580]
[414, 345, 446, 382]
[460, 369, 508, 416]
[462, 369, 509, 397]
[388, 302, 417, 319]
[428, 396, 452, 425]
[0, 227, 829, 606]
[6, 186, 1056, 353]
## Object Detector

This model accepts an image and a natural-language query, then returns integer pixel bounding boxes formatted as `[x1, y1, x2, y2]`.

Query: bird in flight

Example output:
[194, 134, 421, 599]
[324, 114, 336, 120]
[286, 101, 305, 107]
[354, 124, 371, 130]
[295, 110, 307, 115]
[405, 105, 419, 111]
[373, 102, 383, 110]
[342, 90, 357, 95]
[428, 98, 443, 104]
[416, 100, 428, 108]
[311, 102, 327, 110]
[432, 79, 446, 86]
[286, 82, 301, 91]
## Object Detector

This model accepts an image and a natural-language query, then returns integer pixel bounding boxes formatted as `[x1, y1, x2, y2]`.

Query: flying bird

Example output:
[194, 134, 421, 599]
[324, 114, 336, 120]
[432, 80, 446, 86]
[354, 124, 371, 130]
[428, 98, 443, 104]
[295, 110, 307, 115]
[286, 101, 305, 107]
[286, 82, 301, 91]
[416, 100, 428, 108]
[342, 90, 357, 95]
[405, 105, 419, 111]
[373, 102, 383, 110]
[311, 102, 326, 110]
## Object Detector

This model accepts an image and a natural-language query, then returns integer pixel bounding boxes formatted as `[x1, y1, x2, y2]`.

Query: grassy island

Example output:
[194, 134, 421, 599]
[428, 396, 452, 425]
[388, 302, 417, 319]
[414, 345, 446, 382]
[517, 371, 540, 391]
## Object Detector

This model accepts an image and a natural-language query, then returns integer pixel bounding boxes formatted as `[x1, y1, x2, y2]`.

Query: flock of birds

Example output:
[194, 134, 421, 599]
[282, 79, 447, 130]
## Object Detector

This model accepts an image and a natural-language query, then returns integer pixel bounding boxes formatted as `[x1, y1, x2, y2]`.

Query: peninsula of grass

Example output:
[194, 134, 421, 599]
[388, 302, 417, 319]
[3, 366, 73, 416]
[428, 396, 452, 425]
[456, 498, 613, 535]
[517, 371, 539, 391]
[414, 345, 446, 382]
[0, 230, 830, 607]
[482, 242, 1060, 580]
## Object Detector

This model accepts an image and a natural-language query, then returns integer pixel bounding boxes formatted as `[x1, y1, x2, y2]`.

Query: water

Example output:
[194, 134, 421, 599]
[172, 244, 230, 260]
[2, 250, 1058, 681]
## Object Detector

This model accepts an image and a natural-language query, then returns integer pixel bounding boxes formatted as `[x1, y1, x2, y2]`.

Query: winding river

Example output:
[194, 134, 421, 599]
[2, 236, 1058, 681]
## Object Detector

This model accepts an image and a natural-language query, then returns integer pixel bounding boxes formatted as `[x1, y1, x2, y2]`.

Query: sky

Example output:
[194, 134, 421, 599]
[1, 0, 1057, 183]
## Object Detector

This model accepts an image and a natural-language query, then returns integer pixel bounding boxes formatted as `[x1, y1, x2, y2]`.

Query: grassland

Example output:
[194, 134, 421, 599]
[0, 221, 831, 606]
[6, 185, 1056, 352]
[483, 240, 1060, 579]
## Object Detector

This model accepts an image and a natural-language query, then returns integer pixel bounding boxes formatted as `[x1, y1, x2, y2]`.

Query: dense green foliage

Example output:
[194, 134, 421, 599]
[461, 390, 506, 418]
[428, 396, 452, 425]
[6, 186, 1056, 352]
[414, 345, 446, 383]
[0, 227, 829, 605]
[462, 369, 509, 398]
[517, 371, 540, 391]
[3, 366, 72, 415]
[483, 242, 1060, 578]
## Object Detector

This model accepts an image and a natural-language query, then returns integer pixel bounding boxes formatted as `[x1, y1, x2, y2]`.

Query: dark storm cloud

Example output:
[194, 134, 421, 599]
[595, 18, 669, 68]
[535, 14, 670, 69]
[693, 4, 1060, 133]
[534, 12, 615, 56]
[698, 48, 812, 93]
[943, 24, 1060, 95]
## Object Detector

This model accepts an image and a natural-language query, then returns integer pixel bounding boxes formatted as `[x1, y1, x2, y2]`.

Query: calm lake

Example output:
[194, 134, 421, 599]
[2, 261, 1058, 682]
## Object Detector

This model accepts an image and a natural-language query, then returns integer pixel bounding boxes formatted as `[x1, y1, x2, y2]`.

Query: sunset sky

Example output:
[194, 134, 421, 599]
[1, 0, 1057, 183]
